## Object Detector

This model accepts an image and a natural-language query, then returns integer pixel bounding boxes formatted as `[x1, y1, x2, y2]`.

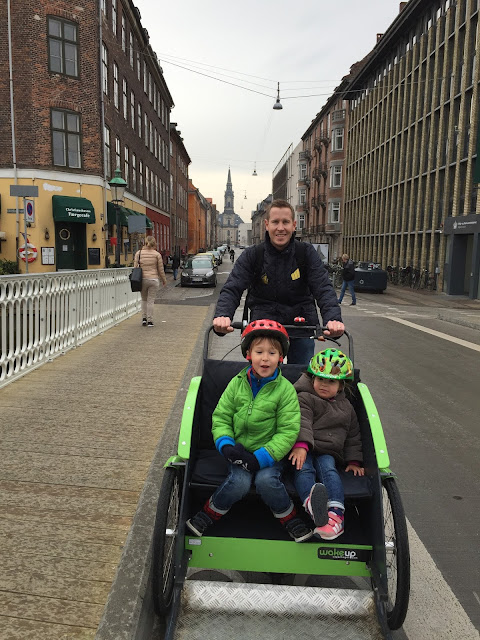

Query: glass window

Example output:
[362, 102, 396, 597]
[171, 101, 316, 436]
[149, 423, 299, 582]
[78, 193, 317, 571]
[115, 136, 121, 170]
[297, 213, 305, 229]
[144, 113, 148, 146]
[299, 188, 307, 204]
[132, 153, 137, 191]
[122, 78, 127, 119]
[51, 109, 81, 168]
[102, 43, 108, 94]
[121, 15, 126, 51]
[113, 62, 119, 108]
[124, 145, 129, 184]
[328, 201, 340, 223]
[129, 32, 134, 68]
[330, 165, 342, 188]
[104, 125, 111, 178]
[130, 91, 135, 129]
[48, 17, 78, 77]
[137, 103, 142, 138]
[111, 0, 117, 34]
[332, 128, 344, 151]
[299, 162, 307, 179]
[139, 160, 143, 196]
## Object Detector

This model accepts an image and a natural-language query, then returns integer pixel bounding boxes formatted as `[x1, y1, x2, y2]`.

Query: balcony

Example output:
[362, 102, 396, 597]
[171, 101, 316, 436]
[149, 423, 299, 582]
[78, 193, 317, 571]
[295, 202, 308, 212]
[319, 130, 330, 146]
[317, 193, 327, 208]
[311, 196, 319, 210]
[297, 175, 310, 187]
[325, 221, 342, 234]
[314, 137, 322, 151]
[298, 150, 309, 161]
[313, 164, 327, 181]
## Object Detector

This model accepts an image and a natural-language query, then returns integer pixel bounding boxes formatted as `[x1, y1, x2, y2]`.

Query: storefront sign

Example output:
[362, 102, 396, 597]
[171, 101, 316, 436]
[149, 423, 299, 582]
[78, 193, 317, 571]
[443, 214, 480, 235]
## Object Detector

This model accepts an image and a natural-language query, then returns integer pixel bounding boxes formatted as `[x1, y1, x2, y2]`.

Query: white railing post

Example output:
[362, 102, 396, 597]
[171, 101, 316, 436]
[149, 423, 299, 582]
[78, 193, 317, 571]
[0, 268, 138, 388]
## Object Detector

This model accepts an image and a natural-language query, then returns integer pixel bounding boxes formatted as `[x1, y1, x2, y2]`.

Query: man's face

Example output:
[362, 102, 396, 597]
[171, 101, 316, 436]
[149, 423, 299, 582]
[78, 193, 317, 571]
[265, 207, 296, 250]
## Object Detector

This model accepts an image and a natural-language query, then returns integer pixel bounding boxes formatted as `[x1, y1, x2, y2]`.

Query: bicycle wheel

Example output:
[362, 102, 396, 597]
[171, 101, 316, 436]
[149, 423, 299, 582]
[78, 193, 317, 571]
[152, 465, 183, 617]
[382, 476, 410, 630]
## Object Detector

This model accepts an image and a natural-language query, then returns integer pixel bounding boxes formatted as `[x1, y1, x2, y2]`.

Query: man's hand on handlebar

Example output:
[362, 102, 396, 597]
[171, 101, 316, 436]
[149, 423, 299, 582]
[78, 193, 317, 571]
[323, 320, 345, 338]
[213, 316, 234, 334]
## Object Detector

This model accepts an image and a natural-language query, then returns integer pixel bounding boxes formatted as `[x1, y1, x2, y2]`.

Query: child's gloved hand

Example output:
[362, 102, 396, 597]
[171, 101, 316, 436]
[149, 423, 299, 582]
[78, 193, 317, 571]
[221, 444, 235, 460]
[227, 443, 260, 473]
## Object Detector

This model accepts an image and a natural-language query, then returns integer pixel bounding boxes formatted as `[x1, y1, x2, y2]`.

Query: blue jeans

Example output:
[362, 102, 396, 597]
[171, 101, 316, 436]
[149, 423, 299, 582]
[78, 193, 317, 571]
[212, 460, 292, 516]
[338, 279, 356, 304]
[294, 453, 344, 510]
[173, 267, 178, 280]
[286, 337, 314, 365]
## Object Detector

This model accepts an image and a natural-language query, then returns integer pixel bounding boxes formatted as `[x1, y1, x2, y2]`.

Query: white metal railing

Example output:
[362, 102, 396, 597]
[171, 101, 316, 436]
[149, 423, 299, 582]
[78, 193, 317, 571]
[0, 269, 140, 388]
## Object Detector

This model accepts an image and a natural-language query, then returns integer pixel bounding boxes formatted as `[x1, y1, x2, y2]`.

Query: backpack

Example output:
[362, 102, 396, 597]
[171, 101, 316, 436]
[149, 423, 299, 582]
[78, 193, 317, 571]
[242, 241, 309, 322]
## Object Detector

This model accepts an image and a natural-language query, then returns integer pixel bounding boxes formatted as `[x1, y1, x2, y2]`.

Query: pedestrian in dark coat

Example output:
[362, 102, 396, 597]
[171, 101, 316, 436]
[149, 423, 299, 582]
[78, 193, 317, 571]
[337, 254, 357, 305]
[172, 254, 181, 280]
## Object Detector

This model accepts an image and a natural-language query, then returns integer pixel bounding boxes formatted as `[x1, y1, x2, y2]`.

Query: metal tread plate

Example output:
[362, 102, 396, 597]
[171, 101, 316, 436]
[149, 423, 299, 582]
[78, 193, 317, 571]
[174, 580, 384, 639]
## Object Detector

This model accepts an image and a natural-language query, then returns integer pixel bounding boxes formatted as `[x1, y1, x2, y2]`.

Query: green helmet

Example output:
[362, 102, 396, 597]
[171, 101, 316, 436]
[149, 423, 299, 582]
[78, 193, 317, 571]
[307, 349, 354, 381]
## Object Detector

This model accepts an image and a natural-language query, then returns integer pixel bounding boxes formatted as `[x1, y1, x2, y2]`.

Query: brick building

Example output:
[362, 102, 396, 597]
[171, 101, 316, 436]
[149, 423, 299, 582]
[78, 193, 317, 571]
[170, 123, 190, 259]
[0, 0, 175, 272]
[187, 179, 207, 254]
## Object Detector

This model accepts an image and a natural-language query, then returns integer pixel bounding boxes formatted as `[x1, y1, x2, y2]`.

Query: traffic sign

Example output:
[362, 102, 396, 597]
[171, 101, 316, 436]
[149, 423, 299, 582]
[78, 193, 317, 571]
[9, 185, 38, 198]
[25, 199, 35, 223]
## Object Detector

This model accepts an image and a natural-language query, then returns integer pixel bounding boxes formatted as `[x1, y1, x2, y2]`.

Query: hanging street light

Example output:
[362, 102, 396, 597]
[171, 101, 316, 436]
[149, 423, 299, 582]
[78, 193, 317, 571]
[252, 162, 258, 176]
[273, 82, 283, 110]
[109, 168, 127, 267]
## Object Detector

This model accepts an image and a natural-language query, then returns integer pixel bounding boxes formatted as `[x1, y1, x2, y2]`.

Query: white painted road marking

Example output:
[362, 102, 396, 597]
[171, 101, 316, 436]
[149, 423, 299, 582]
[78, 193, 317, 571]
[384, 316, 480, 353]
[404, 522, 480, 639]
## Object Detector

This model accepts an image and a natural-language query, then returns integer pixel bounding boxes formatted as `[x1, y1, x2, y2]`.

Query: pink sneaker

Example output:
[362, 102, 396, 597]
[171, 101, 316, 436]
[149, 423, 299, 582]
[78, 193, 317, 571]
[315, 511, 344, 540]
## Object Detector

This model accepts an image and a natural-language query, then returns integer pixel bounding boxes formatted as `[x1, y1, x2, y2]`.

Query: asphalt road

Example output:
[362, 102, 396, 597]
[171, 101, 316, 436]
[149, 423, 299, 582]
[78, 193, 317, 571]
[157, 250, 480, 639]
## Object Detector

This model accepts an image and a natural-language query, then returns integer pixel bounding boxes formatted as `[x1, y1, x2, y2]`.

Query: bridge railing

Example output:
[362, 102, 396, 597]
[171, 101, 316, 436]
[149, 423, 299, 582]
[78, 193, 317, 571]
[0, 269, 140, 388]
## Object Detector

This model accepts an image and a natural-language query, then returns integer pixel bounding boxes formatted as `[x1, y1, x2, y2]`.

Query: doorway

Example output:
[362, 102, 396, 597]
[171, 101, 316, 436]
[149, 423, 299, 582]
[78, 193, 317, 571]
[449, 234, 473, 295]
[55, 222, 87, 270]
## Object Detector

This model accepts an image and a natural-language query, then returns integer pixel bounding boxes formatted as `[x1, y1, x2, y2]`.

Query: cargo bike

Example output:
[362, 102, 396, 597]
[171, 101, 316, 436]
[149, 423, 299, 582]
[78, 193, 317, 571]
[152, 322, 410, 639]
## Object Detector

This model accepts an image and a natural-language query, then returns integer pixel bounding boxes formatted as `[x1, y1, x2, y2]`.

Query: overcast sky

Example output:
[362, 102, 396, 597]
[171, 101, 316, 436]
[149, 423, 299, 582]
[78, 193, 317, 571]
[135, 0, 402, 220]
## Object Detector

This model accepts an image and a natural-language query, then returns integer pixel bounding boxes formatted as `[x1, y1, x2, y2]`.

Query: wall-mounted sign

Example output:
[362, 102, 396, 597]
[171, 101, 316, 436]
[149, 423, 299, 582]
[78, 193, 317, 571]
[41, 247, 55, 265]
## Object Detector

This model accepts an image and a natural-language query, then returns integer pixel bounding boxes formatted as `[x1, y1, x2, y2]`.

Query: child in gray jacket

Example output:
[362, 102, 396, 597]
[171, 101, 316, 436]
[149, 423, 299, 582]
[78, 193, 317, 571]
[288, 349, 364, 540]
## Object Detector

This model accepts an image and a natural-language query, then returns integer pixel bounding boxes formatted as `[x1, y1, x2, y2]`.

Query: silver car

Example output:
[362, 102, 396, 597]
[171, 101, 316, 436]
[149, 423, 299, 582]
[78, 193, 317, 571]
[180, 256, 217, 287]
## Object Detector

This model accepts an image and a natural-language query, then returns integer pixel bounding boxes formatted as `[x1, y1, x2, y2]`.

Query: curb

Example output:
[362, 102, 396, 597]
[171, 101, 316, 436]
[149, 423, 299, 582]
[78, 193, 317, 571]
[94, 305, 215, 640]
[437, 312, 480, 331]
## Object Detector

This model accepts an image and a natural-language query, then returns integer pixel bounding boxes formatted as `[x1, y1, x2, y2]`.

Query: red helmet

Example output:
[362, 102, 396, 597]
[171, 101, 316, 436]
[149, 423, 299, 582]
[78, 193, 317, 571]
[240, 319, 290, 359]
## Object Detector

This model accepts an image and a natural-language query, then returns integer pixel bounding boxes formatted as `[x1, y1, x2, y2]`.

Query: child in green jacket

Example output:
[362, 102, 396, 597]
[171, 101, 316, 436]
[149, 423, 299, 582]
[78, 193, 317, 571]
[187, 319, 313, 542]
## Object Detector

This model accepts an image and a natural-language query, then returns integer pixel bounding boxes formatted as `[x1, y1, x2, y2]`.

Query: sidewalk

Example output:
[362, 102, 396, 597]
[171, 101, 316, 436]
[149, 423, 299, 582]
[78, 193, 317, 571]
[0, 297, 209, 639]
[362, 284, 480, 330]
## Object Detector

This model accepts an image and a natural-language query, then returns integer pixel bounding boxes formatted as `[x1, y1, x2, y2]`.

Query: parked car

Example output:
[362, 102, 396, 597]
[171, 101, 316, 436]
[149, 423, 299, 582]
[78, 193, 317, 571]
[207, 250, 222, 265]
[239, 244, 245, 249]
[354, 261, 388, 292]
[181, 255, 217, 287]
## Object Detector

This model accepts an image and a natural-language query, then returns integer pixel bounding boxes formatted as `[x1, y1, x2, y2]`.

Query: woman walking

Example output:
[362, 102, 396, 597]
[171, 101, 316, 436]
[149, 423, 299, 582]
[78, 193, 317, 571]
[134, 235, 166, 327]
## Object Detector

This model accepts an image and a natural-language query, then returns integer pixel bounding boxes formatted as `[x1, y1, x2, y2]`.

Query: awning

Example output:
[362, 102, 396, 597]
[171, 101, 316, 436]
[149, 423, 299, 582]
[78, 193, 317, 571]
[52, 196, 95, 224]
[127, 208, 153, 229]
[106, 203, 153, 229]
[107, 202, 129, 226]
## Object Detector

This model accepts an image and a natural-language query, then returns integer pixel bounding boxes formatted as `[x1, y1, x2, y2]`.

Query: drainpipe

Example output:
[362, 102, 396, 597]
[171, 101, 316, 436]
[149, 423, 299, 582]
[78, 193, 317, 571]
[7, 0, 20, 270]
[99, 2, 109, 267]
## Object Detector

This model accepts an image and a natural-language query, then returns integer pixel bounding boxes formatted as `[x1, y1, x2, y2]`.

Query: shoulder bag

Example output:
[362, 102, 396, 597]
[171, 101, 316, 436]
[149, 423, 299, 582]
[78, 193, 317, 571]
[129, 249, 143, 292]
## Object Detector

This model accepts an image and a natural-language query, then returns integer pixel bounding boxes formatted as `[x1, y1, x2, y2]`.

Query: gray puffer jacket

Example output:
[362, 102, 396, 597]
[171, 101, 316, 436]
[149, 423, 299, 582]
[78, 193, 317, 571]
[294, 372, 363, 465]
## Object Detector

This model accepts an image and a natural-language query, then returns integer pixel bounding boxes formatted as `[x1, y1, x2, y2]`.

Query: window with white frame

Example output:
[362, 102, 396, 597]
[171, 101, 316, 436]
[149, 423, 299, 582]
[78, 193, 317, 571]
[124, 145, 129, 183]
[129, 32, 134, 68]
[130, 91, 135, 129]
[137, 103, 142, 138]
[132, 153, 137, 191]
[115, 136, 120, 170]
[299, 162, 307, 179]
[104, 125, 111, 177]
[111, 0, 117, 34]
[330, 165, 342, 188]
[121, 15, 126, 51]
[332, 128, 344, 151]
[102, 43, 108, 94]
[328, 201, 340, 223]
[297, 213, 305, 229]
[122, 78, 127, 120]
[299, 188, 307, 205]
[113, 62, 119, 108]
[144, 113, 148, 146]
[139, 160, 143, 196]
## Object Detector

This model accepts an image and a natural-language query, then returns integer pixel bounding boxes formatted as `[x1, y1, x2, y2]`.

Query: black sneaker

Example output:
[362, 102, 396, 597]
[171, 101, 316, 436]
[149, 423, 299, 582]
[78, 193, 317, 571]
[186, 510, 213, 537]
[284, 517, 313, 543]
[147, 321, 154, 327]
[350, 302, 356, 306]
[142, 318, 147, 326]
[307, 483, 329, 527]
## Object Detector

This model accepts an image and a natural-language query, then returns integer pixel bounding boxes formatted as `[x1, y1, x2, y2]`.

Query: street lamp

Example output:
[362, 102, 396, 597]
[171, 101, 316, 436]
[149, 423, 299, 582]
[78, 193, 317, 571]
[109, 168, 127, 267]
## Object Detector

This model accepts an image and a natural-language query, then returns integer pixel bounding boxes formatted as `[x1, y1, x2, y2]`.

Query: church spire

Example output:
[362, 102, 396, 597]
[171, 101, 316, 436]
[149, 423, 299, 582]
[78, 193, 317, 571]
[224, 167, 234, 214]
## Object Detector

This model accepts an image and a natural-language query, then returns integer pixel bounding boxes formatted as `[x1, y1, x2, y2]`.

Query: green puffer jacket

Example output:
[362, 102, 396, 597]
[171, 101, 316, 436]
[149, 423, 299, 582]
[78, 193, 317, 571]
[212, 367, 300, 461]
